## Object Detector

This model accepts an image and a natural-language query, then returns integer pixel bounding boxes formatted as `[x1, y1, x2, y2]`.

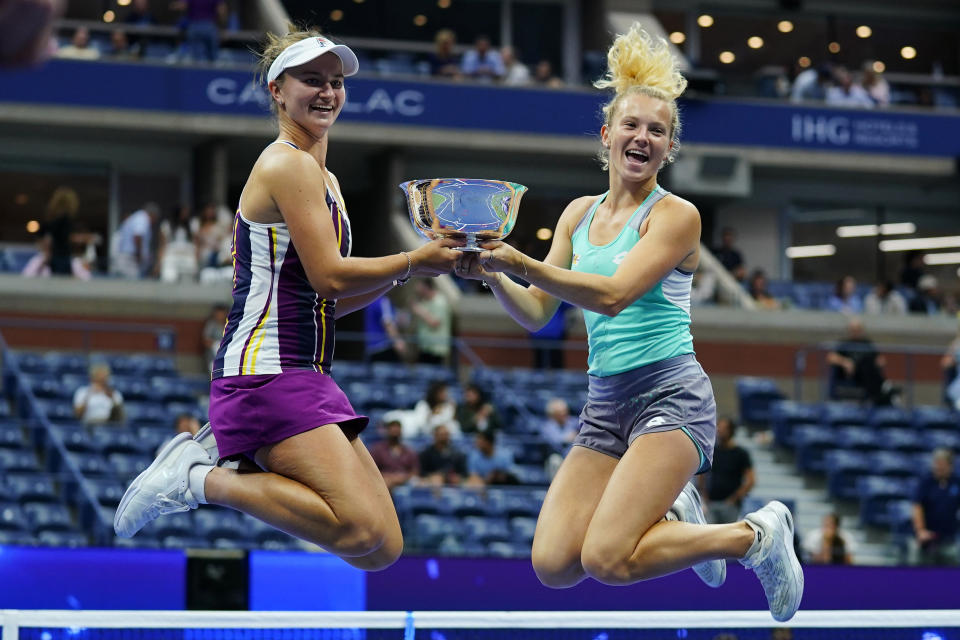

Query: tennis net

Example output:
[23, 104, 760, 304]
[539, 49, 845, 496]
[3, 610, 959, 640]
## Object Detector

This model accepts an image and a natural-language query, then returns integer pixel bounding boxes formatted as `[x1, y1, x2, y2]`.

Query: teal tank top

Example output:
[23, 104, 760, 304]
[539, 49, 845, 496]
[570, 186, 695, 377]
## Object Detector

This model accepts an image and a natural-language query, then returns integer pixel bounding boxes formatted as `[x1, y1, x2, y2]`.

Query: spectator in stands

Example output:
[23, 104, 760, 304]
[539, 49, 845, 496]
[699, 417, 754, 524]
[455, 383, 502, 435]
[541, 397, 579, 451]
[827, 275, 863, 314]
[409, 380, 459, 438]
[158, 204, 198, 282]
[175, 413, 202, 436]
[73, 363, 124, 425]
[501, 45, 530, 86]
[863, 280, 907, 315]
[172, 0, 227, 62]
[194, 202, 228, 269]
[532, 59, 563, 88]
[201, 303, 228, 367]
[363, 295, 407, 363]
[419, 423, 467, 486]
[912, 448, 960, 565]
[113, 202, 160, 279]
[57, 26, 100, 60]
[747, 269, 782, 311]
[802, 513, 854, 564]
[827, 316, 896, 405]
[0, 0, 62, 68]
[825, 66, 874, 109]
[713, 227, 746, 282]
[410, 278, 452, 366]
[899, 251, 925, 292]
[530, 301, 571, 369]
[790, 63, 830, 102]
[107, 29, 137, 60]
[942, 320, 960, 411]
[461, 34, 504, 82]
[35, 186, 86, 277]
[124, 0, 155, 26]
[909, 274, 942, 315]
[861, 61, 890, 107]
[369, 419, 420, 490]
[466, 430, 517, 486]
[428, 29, 460, 79]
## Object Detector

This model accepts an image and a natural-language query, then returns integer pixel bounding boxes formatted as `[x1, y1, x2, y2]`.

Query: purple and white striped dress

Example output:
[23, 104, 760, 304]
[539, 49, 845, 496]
[212, 167, 352, 379]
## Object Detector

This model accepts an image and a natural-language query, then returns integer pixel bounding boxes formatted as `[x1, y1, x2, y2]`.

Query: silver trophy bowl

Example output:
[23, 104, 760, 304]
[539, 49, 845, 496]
[399, 178, 527, 251]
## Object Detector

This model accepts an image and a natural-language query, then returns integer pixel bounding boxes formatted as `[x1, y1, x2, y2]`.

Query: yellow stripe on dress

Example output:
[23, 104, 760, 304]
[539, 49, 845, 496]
[317, 298, 327, 374]
[246, 227, 277, 375]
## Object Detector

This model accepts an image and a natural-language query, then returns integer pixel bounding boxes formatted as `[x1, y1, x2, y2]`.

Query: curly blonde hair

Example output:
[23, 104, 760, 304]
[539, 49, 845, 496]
[594, 24, 687, 169]
[255, 24, 326, 114]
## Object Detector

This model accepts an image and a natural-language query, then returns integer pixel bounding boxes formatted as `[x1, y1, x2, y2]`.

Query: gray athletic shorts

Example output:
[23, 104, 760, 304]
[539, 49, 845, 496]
[573, 353, 717, 473]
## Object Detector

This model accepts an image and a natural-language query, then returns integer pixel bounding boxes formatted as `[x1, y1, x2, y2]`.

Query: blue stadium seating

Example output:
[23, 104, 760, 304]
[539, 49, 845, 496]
[24, 502, 75, 534]
[85, 478, 125, 506]
[0, 531, 38, 546]
[792, 424, 836, 473]
[868, 407, 913, 430]
[462, 516, 511, 545]
[0, 447, 40, 473]
[0, 423, 25, 450]
[6, 474, 59, 503]
[912, 406, 959, 431]
[770, 401, 822, 447]
[926, 430, 960, 451]
[411, 514, 461, 548]
[835, 426, 883, 452]
[737, 377, 786, 425]
[822, 404, 870, 428]
[92, 428, 149, 456]
[825, 450, 872, 499]
[869, 451, 917, 478]
[107, 452, 152, 479]
[882, 428, 926, 453]
[858, 476, 917, 527]
[0, 502, 28, 532]
[509, 516, 537, 545]
[71, 451, 114, 478]
[37, 531, 89, 547]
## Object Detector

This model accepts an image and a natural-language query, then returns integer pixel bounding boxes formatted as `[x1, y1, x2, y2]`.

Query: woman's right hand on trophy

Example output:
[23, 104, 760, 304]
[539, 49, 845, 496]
[455, 252, 499, 287]
[409, 237, 464, 276]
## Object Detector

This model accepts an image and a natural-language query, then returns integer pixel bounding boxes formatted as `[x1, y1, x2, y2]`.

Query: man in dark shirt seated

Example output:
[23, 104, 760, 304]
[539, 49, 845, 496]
[699, 417, 755, 523]
[418, 423, 467, 486]
[912, 448, 960, 565]
[368, 420, 419, 490]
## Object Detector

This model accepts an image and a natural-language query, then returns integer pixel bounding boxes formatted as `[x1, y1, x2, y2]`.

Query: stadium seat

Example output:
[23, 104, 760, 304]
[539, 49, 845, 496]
[792, 424, 836, 473]
[736, 377, 786, 425]
[411, 514, 461, 548]
[0, 503, 28, 532]
[513, 464, 549, 486]
[71, 451, 114, 478]
[0, 423, 25, 450]
[926, 430, 960, 451]
[92, 428, 149, 456]
[835, 426, 883, 451]
[194, 509, 247, 544]
[15, 352, 49, 375]
[0, 530, 38, 546]
[822, 403, 870, 428]
[46, 353, 89, 377]
[487, 488, 542, 519]
[24, 502, 75, 533]
[858, 476, 917, 527]
[107, 452, 152, 479]
[912, 406, 959, 431]
[0, 447, 40, 473]
[142, 511, 194, 540]
[462, 516, 511, 545]
[882, 428, 926, 453]
[769, 401, 821, 447]
[442, 488, 487, 518]
[6, 473, 60, 503]
[825, 449, 872, 499]
[868, 407, 913, 430]
[869, 451, 916, 478]
[85, 478, 126, 506]
[486, 541, 528, 558]
[36, 530, 89, 547]
[56, 425, 99, 454]
[509, 516, 537, 545]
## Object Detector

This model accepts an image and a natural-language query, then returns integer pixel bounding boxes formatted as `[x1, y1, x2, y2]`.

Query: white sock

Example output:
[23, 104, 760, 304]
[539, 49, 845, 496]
[188, 463, 215, 504]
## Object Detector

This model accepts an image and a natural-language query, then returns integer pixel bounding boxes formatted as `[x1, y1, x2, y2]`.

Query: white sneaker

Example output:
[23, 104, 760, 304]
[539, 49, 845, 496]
[740, 501, 804, 622]
[114, 432, 213, 538]
[194, 422, 240, 469]
[667, 482, 726, 588]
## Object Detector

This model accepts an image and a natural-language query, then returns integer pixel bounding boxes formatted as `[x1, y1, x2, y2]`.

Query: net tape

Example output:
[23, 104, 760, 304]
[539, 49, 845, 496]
[2, 610, 960, 636]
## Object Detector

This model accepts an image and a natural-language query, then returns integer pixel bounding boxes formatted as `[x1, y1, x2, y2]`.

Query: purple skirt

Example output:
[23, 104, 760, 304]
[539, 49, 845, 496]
[209, 369, 368, 459]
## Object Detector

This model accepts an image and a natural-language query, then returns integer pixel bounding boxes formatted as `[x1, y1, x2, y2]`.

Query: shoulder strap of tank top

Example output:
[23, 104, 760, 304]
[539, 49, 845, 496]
[270, 140, 300, 150]
[571, 192, 608, 237]
[628, 186, 670, 232]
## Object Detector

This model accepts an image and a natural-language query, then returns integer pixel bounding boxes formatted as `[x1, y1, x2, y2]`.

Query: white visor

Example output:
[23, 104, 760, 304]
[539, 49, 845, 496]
[266, 36, 359, 83]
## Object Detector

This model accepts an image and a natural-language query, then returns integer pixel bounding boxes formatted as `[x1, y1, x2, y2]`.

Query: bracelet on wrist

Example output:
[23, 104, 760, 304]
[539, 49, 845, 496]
[394, 251, 412, 287]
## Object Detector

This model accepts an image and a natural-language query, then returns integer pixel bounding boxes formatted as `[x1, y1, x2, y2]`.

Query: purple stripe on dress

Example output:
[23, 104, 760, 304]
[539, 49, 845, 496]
[238, 227, 277, 374]
[213, 213, 250, 377]
[275, 239, 323, 373]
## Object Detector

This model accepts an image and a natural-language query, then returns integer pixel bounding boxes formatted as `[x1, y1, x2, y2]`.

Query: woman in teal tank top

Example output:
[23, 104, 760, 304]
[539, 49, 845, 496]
[456, 24, 803, 621]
